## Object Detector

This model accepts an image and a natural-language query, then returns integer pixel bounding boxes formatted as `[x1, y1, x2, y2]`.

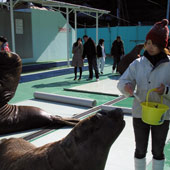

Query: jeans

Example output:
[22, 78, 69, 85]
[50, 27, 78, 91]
[133, 118, 169, 160]
[97, 57, 105, 73]
[87, 57, 99, 79]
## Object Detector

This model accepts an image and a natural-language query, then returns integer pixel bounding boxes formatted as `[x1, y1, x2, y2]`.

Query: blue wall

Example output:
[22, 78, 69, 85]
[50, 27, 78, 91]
[78, 26, 153, 55]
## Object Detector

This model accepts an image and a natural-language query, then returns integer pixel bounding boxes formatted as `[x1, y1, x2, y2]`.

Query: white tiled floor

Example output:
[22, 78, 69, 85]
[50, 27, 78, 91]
[15, 99, 88, 117]
[69, 78, 122, 96]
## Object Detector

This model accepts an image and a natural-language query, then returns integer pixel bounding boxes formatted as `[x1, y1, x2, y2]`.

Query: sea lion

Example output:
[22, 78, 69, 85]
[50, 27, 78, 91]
[0, 51, 79, 135]
[0, 109, 125, 170]
[117, 44, 144, 75]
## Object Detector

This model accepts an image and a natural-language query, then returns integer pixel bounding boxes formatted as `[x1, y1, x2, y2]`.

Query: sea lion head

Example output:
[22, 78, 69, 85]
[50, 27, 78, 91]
[71, 108, 125, 146]
[0, 52, 22, 106]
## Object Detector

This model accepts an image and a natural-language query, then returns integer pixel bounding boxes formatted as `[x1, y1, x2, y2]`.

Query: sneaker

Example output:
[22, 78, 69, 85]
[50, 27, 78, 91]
[100, 72, 103, 74]
[86, 78, 92, 81]
[96, 78, 99, 82]
[78, 78, 81, 81]
[74, 78, 77, 80]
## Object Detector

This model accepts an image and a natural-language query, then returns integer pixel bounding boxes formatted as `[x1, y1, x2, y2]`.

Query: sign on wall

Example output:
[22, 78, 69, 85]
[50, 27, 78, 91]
[15, 19, 23, 34]
[58, 27, 71, 32]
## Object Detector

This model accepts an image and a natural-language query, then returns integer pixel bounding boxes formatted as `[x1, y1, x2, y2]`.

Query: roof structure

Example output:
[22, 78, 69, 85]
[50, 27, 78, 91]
[0, 0, 110, 65]
[0, 0, 110, 14]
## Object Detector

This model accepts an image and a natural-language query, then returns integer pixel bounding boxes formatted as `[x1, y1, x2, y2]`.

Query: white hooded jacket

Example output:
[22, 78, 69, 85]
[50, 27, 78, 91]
[117, 54, 170, 119]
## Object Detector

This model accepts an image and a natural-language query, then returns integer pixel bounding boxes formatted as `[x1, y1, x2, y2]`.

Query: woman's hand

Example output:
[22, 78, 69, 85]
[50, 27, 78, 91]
[124, 83, 133, 96]
[155, 83, 165, 95]
[78, 41, 82, 46]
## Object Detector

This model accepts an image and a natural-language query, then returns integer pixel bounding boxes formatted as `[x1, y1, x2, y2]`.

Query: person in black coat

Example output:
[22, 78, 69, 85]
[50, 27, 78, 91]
[111, 36, 125, 73]
[82, 35, 99, 81]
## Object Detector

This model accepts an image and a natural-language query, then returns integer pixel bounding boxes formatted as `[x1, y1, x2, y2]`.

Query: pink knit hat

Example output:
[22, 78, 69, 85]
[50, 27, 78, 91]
[146, 19, 169, 48]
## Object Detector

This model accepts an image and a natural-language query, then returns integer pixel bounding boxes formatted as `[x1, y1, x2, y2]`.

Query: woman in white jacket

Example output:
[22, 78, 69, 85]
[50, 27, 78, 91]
[117, 19, 170, 170]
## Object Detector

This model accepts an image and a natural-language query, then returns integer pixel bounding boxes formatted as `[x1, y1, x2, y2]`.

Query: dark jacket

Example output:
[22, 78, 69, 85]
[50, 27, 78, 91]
[111, 40, 124, 56]
[97, 45, 102, 58]
[82, 38, 96, 59]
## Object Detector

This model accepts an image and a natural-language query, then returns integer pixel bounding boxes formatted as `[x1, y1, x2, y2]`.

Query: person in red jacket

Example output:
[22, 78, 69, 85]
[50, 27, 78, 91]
[0, 36, 11, 52]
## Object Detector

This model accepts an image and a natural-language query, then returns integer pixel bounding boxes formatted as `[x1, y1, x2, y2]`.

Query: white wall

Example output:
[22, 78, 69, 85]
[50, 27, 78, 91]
[22, 9, 75, 63]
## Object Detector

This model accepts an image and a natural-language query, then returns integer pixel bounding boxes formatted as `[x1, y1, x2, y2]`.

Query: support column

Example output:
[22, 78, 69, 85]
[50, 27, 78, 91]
[66, 7, 70, 66]
[10, 0, 15, 52]
[74, 10, 77, 41]
[167, 0, 170, 20]
[96, 12, 98, 44]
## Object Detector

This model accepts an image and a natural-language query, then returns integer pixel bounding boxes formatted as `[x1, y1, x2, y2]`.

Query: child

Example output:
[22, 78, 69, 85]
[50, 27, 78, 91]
[117, 19, 170, 170]
[0, 36, 10, 52]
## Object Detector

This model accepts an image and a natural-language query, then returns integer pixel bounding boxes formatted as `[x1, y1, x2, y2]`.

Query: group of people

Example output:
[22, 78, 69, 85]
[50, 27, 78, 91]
[72, 35, 124, 81]
[71, 35, 107, 82]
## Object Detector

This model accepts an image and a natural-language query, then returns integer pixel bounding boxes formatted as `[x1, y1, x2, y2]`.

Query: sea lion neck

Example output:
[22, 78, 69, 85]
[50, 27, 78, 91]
[0, 52, 22, 104]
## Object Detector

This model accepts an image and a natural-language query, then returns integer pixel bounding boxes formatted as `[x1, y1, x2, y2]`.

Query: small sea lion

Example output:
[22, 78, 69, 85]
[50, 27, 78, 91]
[117, 44, 144, 75]
[0, 51, 79, 135]
[0, 109, 125, 170]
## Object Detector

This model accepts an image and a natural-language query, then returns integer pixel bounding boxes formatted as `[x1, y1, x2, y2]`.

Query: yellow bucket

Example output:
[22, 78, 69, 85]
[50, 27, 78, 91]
[141, 88, 169, 125]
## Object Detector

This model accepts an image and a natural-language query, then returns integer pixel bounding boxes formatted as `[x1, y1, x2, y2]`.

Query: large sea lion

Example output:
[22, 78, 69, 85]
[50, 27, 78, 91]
[0, 51, 79, 135]
[117, 43, 144, 75]
[0, 109, 125, 170]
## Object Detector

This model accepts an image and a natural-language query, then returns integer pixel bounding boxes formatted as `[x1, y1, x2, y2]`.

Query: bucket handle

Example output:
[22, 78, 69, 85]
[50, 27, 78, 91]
[146, 88, 163, 106]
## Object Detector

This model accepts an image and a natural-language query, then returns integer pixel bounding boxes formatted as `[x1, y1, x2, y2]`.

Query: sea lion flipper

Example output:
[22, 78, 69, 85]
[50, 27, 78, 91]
[52, 115, 80, 126]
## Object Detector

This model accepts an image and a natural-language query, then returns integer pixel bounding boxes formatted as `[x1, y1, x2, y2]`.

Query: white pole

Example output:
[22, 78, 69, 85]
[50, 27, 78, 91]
[66, 7, 70, 66]
[167, 0, 170, 20]
[84, 23, 87, 35]
[96, 12, 98, 44]
[34, 91, 97, 108]
[74, 10, 77, 41]
[10, 0, 15, 52]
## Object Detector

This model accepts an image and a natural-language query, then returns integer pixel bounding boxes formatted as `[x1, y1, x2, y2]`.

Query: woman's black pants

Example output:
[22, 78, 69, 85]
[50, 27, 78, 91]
[133, 118, 169, 160]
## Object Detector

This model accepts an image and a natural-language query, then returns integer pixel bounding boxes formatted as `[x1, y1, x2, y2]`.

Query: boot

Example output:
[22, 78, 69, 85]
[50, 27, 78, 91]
[134, 157, 146, 170]
[78, 67, 82, 80]
[74, 67, 77, 80]
[152, 159, 164, 170]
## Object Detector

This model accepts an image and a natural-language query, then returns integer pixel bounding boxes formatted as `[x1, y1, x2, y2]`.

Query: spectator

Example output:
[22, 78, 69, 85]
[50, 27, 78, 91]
[82, 35, 99, 81]
[97, 39, 106, 74]
[71, 38, 84, 81]
[111, 36, 124, 73]
[0, 36, 10, 52]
